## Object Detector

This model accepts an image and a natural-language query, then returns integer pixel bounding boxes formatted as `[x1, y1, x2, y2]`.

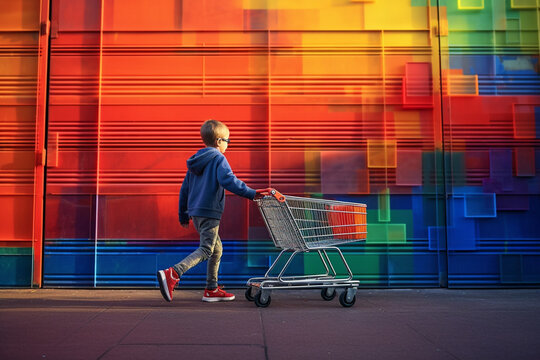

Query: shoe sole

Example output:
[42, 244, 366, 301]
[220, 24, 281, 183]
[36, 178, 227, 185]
[157, 271, 172, 302]
[202, 296, 235, 302]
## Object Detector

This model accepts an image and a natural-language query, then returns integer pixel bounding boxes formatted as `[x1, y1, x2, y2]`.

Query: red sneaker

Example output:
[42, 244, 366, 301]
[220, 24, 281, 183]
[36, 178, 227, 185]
[202, 286, 235, 302]
[157, 267, 179, 302]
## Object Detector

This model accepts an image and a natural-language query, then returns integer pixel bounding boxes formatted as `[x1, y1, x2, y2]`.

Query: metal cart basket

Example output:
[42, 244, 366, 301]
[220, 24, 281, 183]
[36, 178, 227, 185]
[246, 188, 367, 307]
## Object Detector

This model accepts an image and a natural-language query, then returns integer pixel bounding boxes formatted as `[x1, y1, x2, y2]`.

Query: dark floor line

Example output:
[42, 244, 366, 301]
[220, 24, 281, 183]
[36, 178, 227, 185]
[258, 309, 269, 360]
[97, 308, 154, 360]
[53, 306, 107, 347]
[405, 323, 461, 360]
[111, 343, 266, 348]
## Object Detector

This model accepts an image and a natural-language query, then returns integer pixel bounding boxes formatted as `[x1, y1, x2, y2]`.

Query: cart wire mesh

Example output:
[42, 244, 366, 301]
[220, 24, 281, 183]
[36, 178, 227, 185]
[257, 195, 367, 251]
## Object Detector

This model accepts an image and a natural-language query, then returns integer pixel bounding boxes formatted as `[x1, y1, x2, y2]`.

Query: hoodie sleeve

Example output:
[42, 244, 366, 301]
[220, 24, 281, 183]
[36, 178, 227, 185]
[178, 173, 190, 224]
[216, 156, 256, 200]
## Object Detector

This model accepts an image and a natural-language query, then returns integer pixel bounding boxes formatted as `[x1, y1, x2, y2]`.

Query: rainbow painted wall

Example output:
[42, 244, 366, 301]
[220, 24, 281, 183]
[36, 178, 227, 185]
[1, 0, 539, 287]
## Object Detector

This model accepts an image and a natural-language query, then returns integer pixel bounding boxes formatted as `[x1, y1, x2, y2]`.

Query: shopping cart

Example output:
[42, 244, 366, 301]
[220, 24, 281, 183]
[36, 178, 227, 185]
[246, 188, 367, 308]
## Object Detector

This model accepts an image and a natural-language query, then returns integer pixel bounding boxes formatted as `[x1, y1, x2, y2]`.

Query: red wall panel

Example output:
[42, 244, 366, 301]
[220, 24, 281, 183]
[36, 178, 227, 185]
[0, 0, 49, 286]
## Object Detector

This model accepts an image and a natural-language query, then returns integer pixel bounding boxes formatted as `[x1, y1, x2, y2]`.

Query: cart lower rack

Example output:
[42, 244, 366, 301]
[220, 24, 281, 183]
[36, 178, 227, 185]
[246, 188, 367, 308]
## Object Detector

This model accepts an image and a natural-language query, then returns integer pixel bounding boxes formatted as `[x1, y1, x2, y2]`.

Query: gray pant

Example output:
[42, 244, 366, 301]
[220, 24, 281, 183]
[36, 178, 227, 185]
[173, 216, 222, 290]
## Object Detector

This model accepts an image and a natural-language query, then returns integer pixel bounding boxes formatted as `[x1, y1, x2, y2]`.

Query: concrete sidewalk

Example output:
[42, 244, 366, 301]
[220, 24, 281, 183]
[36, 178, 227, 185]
[1, 288, 539, 360]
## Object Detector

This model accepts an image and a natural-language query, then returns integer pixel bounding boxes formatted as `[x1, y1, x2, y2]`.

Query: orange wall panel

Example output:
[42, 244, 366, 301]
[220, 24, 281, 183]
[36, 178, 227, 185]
[0, 0, 40, 30]
[0, 196, 34, 241]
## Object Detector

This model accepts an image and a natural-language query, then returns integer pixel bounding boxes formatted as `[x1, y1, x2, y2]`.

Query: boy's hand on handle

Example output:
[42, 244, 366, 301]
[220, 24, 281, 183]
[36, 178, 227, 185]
[254, 188, 285, 202]
[254, 190, 265, 200]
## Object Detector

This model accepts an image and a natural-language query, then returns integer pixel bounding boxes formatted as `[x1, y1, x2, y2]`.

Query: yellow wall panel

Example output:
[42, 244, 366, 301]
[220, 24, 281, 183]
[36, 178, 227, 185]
[367, 139, 397, 168]
[269, 10, 320, 31]
[300, 32, 381, 47]
[364, 0, 429, 30]
[384, 31, 431, 47]
[510, 0, 538, 8]
[458, 0, 484, 10]
[314, 7, 366, 30]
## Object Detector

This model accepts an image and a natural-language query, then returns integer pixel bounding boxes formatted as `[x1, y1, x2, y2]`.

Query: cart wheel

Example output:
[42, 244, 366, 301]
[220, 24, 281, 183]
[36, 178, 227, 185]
[254, 291, 271, 308]
[245, 287, 255, 301]
[339, 290, 356, 308]
[321, 288, 336, 301]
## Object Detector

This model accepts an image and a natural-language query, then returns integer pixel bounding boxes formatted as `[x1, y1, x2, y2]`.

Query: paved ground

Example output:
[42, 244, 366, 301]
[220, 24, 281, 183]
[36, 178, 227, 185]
[1, 288, 540, 360]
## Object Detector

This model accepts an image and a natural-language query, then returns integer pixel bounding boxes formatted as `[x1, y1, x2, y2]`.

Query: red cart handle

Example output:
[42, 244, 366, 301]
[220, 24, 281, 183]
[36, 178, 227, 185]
[256, 188, 285, 202]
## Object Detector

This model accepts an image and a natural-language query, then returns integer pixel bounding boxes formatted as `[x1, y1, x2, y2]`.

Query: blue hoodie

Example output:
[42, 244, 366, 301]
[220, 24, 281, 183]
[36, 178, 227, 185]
[178, 147, 256, 223]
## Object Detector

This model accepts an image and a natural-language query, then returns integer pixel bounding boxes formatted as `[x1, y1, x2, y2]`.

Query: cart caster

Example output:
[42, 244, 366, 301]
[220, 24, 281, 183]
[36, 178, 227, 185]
[245, 286, 255, 302]
[339, 288, 356, 308]
[321, 287, 336, 301]
[254, 291, 271, 308]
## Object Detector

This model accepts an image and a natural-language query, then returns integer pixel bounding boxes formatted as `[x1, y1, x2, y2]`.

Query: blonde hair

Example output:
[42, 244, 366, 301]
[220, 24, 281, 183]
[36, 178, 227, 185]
[200, 119, 228, 146]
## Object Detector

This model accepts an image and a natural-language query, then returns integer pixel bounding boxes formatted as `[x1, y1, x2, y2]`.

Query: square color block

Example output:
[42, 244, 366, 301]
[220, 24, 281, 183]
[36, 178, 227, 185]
[47, 132, 59, 168]
[396, 150, 422, 186]
[366, 223, 406, 244]
[513, 104, 538, 139]
[402, 62, 433, 108]
[321, 151, 366, 194]
[447, 73, 478, 96]
[428, 226, 446, 251]
[363, 0, 428, 31]
[447, 97, 489, 125]
[458, 0, 484, 9]
[510, 0, 537, 8]
[447, 197, 477, 250]
[464, 193, 496, 218]
[393, 111, 422, 138]
[378, 188, 390, 222]
[490, 149, 513, 180]
[496, 195, 529, 211]
[515, 147, 536, 177]
[367, 139, 397, 168]
[506, 19, 521, 45]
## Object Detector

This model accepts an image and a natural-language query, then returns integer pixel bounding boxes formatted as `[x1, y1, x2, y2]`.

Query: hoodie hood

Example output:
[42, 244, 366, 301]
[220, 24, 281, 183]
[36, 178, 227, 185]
[186, 147, 220, 175]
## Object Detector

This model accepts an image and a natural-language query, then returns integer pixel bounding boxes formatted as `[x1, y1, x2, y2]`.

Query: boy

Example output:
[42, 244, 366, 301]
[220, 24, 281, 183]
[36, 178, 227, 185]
[157, 119, 262, 302]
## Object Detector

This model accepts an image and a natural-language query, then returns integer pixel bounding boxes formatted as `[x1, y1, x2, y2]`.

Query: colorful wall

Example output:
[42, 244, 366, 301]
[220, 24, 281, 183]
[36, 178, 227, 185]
[1, 0, 539, 287]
